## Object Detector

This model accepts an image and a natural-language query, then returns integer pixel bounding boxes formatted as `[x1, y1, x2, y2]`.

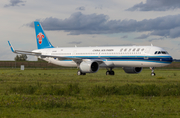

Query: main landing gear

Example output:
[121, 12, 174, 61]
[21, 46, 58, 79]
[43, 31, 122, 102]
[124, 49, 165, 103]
[77, 70, 86, 75]
[106, 68, 115, 75]
[150, 67, 156, 76]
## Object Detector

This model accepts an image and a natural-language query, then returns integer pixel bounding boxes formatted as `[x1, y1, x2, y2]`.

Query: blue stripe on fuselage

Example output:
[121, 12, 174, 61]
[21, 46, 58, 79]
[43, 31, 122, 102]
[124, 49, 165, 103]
[57, 55, 173, 64]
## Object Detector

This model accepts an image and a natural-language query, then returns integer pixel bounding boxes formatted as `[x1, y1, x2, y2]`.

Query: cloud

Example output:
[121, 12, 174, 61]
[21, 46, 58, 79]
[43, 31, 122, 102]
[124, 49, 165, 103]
[150, 30, 170, 37]
[169, 27, 180, 38]
[68, 41, 82, 44]
[148, 37, 165, 42]
[126, 0, 180, 11]
[95, 5, 103, 10]
[27, 12, 180, 38]
[76, 6, 85, 11]
[121, 35, 128, 38]
[134, 34, 149, 39]
[4, 0, 26, 7]
[28, 12, 109, 35]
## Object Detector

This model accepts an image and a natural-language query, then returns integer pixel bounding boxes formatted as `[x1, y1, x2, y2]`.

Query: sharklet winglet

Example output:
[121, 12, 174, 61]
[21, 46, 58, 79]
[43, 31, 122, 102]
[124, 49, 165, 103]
[8, 41, 15, 53]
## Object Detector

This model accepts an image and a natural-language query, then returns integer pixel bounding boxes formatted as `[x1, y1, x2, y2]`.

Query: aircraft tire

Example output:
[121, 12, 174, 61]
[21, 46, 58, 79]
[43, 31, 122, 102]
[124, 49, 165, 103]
[77, 70, 86, 75]
[151, 72, 156, 76]
[110, 71, 115, 75]
[106, 71, 115, 75]
[77, 70, 81, 75]
[106, 71, 110, 75]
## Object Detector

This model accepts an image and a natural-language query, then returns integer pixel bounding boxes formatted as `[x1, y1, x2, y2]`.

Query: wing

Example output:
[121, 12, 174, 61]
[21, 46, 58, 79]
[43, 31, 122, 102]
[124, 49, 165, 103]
[8, 41, 41, 56]
[8, 41, 103, 65]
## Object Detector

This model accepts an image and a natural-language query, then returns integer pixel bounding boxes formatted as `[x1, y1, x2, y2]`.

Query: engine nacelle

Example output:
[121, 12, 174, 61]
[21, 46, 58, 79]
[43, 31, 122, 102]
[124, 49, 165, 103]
[79, 61, 99, 73]
[123, 67, 142, 74]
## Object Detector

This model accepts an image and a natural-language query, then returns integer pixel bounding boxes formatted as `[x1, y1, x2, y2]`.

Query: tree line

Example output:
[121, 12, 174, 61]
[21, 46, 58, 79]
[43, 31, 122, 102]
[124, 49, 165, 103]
[14, 54, 27, 61]
[14, 54, 43, 61]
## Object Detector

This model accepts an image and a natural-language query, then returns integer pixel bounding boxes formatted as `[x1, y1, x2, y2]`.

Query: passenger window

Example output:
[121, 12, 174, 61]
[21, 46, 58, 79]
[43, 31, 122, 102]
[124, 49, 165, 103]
[158, 51, 161, 54]
[128, 49, 131, 52]
[124, 49, 127, 52]
[133, 48, 136, 51]
[120, 49, 123, 52]
[137, 48, 140, 51]
[141, 48, 144, 51]
[154, 51, 157, 54]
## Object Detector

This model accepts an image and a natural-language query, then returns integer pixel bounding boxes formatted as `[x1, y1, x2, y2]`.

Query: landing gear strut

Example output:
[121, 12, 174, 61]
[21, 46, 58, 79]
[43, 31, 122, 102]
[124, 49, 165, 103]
[106, 68, 115, 75]
[150, 67, 156, 76]
[77, 70, 86, 75]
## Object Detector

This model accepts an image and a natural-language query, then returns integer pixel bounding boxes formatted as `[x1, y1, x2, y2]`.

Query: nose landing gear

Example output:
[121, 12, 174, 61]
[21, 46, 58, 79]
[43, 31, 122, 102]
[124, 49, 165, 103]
[150, 67, 156, 76]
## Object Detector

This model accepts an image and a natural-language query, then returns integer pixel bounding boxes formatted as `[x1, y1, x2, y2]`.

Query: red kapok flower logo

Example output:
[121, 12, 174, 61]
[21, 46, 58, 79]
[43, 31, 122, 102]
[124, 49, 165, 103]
[37, 33, 44, 44]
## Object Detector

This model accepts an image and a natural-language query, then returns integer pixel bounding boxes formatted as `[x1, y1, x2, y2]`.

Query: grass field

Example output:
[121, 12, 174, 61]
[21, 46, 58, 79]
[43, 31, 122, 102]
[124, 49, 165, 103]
[0, 68, 180, 118]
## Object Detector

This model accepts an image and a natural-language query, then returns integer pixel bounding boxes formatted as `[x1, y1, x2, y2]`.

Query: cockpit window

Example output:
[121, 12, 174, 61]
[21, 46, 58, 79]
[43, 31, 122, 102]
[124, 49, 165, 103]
[154, 51, 169, 55]
[161, 51, 166, 54]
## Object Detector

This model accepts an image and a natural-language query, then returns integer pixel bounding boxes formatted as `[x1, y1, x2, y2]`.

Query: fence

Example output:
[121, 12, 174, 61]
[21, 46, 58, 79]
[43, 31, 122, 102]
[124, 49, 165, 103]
[0, 61, 63, 68]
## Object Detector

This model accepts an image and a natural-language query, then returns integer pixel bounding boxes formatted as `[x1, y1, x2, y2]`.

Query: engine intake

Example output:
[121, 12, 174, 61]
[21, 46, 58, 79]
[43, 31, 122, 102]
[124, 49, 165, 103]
[123, 67, 142, 74]
[79, 61, 99, 73]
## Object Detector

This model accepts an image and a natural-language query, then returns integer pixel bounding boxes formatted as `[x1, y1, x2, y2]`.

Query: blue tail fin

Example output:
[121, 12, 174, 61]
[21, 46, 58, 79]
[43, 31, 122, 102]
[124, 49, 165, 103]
[34, 21, 54, 49]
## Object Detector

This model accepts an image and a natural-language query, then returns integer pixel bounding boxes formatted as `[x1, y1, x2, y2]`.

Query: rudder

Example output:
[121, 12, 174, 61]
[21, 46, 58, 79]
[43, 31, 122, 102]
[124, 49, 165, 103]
[34, 21, 54, 49]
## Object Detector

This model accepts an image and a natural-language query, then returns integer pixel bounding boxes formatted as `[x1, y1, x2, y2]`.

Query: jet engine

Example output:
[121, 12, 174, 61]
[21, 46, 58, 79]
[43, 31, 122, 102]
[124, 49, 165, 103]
[79, 61, 99, 73]
[123, 67, 142, 74]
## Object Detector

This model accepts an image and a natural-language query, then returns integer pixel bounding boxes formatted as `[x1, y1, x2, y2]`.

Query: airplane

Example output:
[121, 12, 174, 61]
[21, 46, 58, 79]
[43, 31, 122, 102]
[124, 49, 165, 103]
[8, 21, 173, 76]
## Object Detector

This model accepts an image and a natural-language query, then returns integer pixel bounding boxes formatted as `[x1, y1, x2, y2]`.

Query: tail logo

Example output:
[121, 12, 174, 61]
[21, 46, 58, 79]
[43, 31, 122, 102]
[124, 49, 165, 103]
[37, 33, 44, 44]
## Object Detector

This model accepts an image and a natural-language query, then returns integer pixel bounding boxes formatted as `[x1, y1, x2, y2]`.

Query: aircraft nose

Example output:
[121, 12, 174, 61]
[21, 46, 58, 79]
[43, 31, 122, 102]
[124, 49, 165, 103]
[169, 56, 173, 63]
[162, 56, 173, 63]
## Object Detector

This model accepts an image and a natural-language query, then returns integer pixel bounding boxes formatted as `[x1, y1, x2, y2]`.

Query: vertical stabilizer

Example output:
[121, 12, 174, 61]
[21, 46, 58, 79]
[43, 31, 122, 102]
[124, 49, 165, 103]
[34, 21, 54, 49]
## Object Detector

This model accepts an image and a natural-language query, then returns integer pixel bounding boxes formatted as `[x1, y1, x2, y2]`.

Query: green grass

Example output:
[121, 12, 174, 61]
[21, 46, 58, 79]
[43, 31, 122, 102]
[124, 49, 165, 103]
[0, 68, 180, 117]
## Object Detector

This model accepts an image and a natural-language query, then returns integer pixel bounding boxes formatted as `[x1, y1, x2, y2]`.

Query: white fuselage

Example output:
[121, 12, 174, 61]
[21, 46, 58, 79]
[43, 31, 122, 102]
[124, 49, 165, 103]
[32, 45, 173, 68]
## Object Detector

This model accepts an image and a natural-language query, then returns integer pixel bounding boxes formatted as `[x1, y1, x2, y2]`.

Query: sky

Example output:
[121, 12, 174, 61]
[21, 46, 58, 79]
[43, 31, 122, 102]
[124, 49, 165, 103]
[1, 0, 180, 60]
